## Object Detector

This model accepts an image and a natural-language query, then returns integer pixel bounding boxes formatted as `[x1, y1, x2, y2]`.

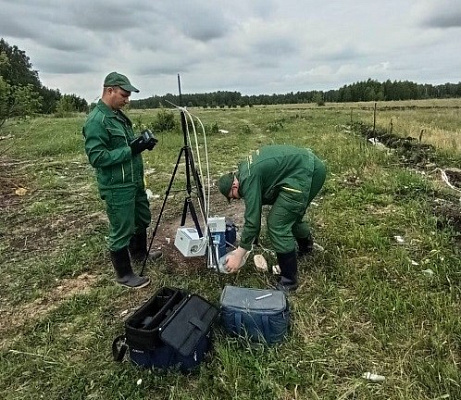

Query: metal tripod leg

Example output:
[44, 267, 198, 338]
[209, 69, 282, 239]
[140, 147, 185, 276]
[140, 100, 222, 278]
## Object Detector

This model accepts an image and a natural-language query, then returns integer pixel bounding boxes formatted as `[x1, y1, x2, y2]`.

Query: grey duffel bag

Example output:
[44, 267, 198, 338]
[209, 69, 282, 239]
[219, 285, 290, 345]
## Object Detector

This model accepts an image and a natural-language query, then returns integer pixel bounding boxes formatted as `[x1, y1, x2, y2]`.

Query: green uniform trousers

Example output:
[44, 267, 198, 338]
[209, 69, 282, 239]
[267, 156, 326, 253]
[100, 183, 151, 252]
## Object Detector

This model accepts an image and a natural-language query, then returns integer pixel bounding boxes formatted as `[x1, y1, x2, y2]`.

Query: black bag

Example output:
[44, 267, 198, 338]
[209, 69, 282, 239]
[220, 285, 289, 345]
[113, 287, 218, 372]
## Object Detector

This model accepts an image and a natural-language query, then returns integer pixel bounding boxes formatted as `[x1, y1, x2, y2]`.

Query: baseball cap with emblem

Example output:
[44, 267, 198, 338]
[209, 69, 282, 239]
[218, 172, 235, 202]
[103, 71, 139, 93]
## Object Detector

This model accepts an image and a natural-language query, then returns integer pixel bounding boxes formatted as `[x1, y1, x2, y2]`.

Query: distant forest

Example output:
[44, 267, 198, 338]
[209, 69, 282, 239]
[131, 79, 461, 109]
[2, 37, 461, 116]
[1, 38, 88, 117]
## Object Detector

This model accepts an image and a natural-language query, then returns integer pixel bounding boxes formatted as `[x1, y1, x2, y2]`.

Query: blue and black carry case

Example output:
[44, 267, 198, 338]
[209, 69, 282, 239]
[113, 287, 218, 372]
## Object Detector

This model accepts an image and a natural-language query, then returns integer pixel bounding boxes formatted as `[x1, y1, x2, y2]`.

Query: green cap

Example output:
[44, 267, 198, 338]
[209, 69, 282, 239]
[103, 71, 139, 93]
[218, 172, 234, 200]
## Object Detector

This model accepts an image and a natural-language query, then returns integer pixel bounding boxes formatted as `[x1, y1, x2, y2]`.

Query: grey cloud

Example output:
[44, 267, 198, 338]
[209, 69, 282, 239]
[252, 37, 297, 58]
[0, 2, 48, 39]
[36, 57, 95, 74]
[135, 53, 195, 76]
[425, 13, 461, 28]
[66, 3, 147, 32]
[36, 26, 91, 52]
[0, 18, 34, 40]
[322, 46, 364, 62]
[181, 22, 228, 43]
[0, 2, 113, 52]
[137, 65, 190, 77]
[144, 0, 279, 43]
[416, 0, 461, 28]
[151, 3, 232, 42]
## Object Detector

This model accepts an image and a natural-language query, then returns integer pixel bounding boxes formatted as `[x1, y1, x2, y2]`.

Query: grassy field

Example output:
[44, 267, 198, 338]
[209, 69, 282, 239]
[1, 99, 461, 399]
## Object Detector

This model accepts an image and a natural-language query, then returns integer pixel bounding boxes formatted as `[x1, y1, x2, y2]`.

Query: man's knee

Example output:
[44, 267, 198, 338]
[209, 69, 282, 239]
[267, 228, 296, 254]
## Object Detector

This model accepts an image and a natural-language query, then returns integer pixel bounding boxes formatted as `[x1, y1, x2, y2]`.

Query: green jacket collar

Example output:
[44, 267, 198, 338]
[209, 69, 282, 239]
[96, 99, 116, 117]
[96, 99, 132, 126]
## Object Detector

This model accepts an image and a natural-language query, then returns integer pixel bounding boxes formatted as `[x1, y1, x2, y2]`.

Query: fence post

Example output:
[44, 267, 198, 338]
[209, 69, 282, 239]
[373, 102, 377, 135]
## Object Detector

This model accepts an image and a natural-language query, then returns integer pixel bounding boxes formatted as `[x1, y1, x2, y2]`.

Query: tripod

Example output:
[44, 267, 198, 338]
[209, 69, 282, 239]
[140, 75, 219, 276]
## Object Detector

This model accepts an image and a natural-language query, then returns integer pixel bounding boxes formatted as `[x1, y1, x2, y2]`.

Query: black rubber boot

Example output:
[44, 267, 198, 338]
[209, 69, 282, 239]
[110, 247, 150, 289]
[275, 250, 298, 292]
[129, 230, 163, 263]
[296, 233, 314, 258]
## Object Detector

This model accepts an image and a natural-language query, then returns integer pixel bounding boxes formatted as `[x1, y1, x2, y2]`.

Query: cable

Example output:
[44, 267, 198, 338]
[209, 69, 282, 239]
[181, 107, 209, 225]
[166, 103, 219, 267]
[165, 101, 238, 272]
[182, 108, 210, 215]
[165, 100, 210, 227]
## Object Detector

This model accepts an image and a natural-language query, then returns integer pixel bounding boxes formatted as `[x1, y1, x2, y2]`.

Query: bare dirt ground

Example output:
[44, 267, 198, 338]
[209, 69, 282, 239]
[0, 273, 98, 344]
[147, 195, 246, 273]
[0, 157, 245, 343]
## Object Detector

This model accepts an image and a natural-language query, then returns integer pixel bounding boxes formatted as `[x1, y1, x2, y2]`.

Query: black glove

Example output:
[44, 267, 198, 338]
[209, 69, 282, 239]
[129, 130, 158, 155]
[129, 136, 149, 155]
[141, 129, 158, 150]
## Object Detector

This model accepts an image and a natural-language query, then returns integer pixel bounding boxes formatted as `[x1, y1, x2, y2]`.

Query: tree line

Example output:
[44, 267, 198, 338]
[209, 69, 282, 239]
[0, 38, 88, 127]
[131, 79, 461, 109]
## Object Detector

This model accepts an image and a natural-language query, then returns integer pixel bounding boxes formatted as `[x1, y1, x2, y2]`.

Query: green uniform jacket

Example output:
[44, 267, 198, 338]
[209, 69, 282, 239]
[237, 145, 316, 251]
[82, 100, 144, 189]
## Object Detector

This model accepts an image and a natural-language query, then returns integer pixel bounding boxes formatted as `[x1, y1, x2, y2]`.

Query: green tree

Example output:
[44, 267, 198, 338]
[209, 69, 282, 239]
[0, 38, 41, 88]
[38, 86, 61, 114]
[54, 93, 88, 117]
[10, 84, 42, 116]
[55, 94, 76, 117]
[0, 79, 42, 128]
[0, 76, 10, 127]
[149, 108, 176, 132]
[0, 39, 89, 114]
[312, 91, 325, 106]
[0, 53, 42, 128]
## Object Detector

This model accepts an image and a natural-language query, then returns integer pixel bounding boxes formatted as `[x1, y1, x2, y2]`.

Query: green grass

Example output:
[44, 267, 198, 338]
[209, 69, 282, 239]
[1, 101, 460, 399]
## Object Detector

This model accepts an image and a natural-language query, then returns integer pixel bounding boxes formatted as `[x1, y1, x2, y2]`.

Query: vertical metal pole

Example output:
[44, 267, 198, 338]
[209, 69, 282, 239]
[373, 102, 377, 135]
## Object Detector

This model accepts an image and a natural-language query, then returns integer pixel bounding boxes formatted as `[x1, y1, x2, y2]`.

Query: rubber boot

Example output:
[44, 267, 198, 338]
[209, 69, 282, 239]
[296, 233, 314, 258]
[275, 250, 298, 292]
[110, 247, 150, 289]
[129, 230, 163, 263]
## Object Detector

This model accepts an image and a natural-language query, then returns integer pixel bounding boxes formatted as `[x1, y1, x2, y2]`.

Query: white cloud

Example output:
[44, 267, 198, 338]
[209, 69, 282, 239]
[0, 0, 459, 102]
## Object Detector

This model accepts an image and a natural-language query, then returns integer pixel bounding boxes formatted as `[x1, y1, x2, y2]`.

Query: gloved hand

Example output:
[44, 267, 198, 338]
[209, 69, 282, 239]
[129, 136, 150, 155]
[141, 129, 158, 150]
[225, 247, 249, 273]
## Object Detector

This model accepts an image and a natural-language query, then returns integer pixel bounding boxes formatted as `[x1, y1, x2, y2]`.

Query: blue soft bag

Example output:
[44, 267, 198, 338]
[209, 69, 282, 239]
[219, 285, 289, 345]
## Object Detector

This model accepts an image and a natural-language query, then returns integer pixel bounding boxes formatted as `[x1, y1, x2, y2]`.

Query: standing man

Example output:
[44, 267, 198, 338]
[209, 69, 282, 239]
[218, 144, 326, 292]
[83, 72, 161, 289]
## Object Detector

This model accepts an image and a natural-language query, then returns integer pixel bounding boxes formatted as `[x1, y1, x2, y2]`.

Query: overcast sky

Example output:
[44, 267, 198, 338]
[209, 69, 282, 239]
[1, 0, 460, 103]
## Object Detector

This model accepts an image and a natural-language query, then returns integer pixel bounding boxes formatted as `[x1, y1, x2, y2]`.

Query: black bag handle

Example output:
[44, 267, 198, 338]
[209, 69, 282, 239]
[189, 316, 207, 332]
[112, 335, 128, 362]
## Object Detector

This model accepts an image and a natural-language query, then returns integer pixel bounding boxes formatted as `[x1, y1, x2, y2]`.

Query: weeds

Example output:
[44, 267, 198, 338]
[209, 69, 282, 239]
[1, 101, 461, 399]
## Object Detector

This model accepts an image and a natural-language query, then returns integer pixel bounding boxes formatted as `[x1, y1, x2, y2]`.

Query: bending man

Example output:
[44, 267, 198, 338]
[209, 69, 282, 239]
[218, 144, 326, 292]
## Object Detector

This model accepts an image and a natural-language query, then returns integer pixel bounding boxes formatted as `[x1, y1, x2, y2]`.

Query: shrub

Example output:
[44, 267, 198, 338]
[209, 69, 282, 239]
[150, 109, 176, 132]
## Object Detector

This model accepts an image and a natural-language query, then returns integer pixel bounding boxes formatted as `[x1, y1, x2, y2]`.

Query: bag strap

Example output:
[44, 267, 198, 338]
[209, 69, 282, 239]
[234, 312, 242, 335]
[112, 335, 128, 362]
[261, 315, 271, 342]
[189, 316, 207, 333]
